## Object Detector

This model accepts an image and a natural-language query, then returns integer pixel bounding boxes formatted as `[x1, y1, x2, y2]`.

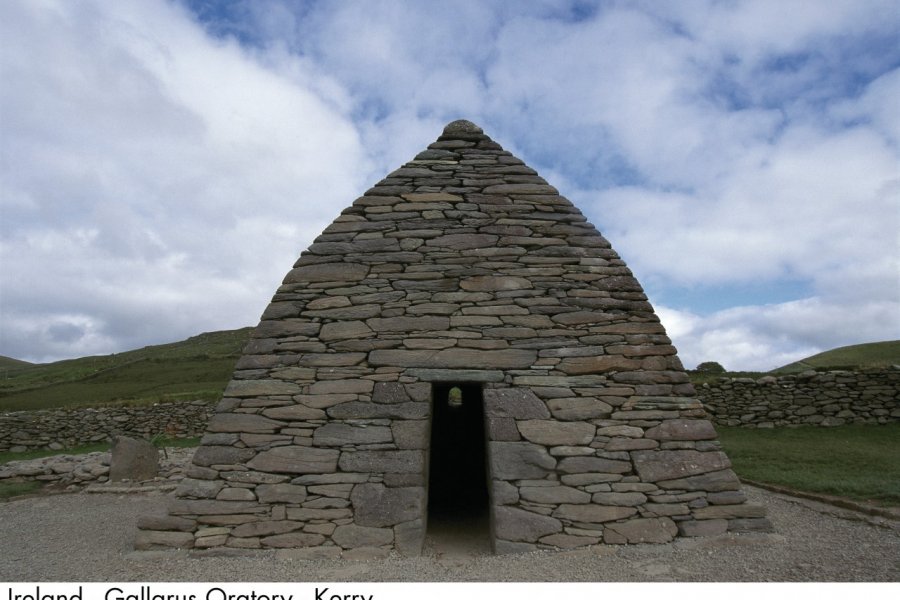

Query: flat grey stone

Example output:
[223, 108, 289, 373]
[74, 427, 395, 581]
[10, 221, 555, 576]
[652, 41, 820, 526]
[136, 515, 195, 532]
[255, 483, 308, 504]
[517, 420, 595, 446]
[285, 508, 352, 520]
[326, 401, 428, 420]
[224, 380, 302, 397]
[372, 382, 410, 404]
[351, 484, 424, 527]
[539, 533, 598, 549]
[557, 456, 631, 474]
[489, 442, 556, 480]
[262, 405, 327, 421]
[677, 519, 728, 537]
[391, 420, 429, 449]
[727, 518, 774, 532]
[313, 423, 392, 446]
[248, 447, 339, 474]
[284, 263, 368, 284]
[206, 413, 282, 434]
[319, 321, 374, 341]
[644, 419, 717, 441]
[487, 417, 520, 441]
[552, 504, 637, 523]
[168, 500, 267, 516]
[632, 450, 731, 483]
[604, 517, 677, 544]
[590, 492, 647, 506]
[308, 379, 375, 395]
[519, 485, 590, 504]
[232, 520, 304, 538]
[394, 519, 425, 556]
[110, 436, 158, 482]
[175, 478, 224, 499]
[339, 450, 424, 474]
[367, 316, 450, 332]
[707, 490, 747, 505]
[484, 388, 550, 419]
[406, 369, 504, 382]
[332, 524, 393, 549]
[546, 397, 613, 420]
[368, 348, 535, 369]
[220, 471, 289, 484]
[491, 481, 519, 505]
[459, 275, 533, 291]
[494, 507, 562, 542]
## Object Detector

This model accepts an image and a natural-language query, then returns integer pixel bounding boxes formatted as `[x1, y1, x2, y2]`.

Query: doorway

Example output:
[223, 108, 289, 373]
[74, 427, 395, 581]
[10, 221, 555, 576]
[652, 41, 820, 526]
[426, 383, 491, 555]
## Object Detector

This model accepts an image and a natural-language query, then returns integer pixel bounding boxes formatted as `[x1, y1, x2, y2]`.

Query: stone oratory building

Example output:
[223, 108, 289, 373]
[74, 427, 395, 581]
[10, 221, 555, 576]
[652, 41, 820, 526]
[137, 120, 770, 556]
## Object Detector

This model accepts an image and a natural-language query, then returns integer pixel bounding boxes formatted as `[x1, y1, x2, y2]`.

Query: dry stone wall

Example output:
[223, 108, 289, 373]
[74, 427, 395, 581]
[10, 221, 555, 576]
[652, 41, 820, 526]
[697, 369, 900, 428]
[136, 120, 769, 556]
[0, 401, 212, 452]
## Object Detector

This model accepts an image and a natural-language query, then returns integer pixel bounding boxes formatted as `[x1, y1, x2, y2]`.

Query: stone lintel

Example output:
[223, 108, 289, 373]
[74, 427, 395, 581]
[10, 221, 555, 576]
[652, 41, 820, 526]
[405, 368, 504, 382]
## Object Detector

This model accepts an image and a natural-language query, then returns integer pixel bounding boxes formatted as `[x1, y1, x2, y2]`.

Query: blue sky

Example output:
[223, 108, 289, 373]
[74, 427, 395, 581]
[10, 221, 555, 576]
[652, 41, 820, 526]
[1, 0, 898, 370]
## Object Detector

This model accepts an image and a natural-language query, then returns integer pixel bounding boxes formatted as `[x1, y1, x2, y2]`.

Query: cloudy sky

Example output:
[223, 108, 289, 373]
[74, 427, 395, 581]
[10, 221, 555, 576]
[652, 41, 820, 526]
[1, 0, 898, 371]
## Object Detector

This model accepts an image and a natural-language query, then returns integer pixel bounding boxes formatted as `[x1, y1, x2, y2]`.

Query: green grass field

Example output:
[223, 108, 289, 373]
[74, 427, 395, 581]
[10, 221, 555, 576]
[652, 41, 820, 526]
[716, 423, 900, 506]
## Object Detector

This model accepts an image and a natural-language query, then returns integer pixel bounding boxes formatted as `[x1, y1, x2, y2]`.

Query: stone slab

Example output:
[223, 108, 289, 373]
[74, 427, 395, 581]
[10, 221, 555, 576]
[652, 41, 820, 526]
[333, 524, 393, 549]
[489, 442, 556, 480]
[552, 504, 637, 523]
[517, 420, 595, 446]
[604, 517, 677, 544]
[338, 450, 424, 474]
[369, 348, 536, 369]
[632, 450, 731, 483]
[494, 506, 562, 542]
[351, 484, 424, 527]
[644, 419, 717, 441]
[248, 447, 340, 474]
[313, 423, 392, 446]
[484, 388, 551, 419]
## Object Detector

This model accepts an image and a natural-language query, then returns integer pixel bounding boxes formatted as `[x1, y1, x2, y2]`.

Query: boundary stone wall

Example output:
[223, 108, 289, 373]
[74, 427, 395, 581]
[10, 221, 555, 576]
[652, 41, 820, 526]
[0, 401, 214, 452]
[696, 369, 900, 428]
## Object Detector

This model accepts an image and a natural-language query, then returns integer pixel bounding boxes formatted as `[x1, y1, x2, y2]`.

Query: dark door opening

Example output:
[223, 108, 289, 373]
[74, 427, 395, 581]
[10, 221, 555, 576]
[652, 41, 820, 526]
[426, 383, 491, 554]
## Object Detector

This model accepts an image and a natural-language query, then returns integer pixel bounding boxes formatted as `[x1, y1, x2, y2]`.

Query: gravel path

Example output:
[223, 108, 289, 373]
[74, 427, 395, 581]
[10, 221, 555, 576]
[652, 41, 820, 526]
[1, 486, 898, 582]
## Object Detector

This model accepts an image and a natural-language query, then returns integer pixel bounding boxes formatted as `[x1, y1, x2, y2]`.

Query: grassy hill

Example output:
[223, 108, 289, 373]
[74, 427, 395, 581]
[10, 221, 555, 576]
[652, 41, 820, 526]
[0, 356, 33, 370]
[0, 328, 253, 412]
[773, 340, 900, 374]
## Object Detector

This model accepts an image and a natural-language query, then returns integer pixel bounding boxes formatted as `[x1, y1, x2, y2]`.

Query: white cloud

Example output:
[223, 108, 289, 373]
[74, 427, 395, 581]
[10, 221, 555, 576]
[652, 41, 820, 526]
[1, 0, 898, 371]
[659, 295, 900, 372]
[0, 0, 369, 362]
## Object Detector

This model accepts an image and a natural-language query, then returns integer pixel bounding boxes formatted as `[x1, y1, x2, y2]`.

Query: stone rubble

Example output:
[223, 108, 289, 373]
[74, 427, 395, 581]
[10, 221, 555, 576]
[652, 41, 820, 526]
[0, 446, 193, 491]
[136, 119, 770, 555]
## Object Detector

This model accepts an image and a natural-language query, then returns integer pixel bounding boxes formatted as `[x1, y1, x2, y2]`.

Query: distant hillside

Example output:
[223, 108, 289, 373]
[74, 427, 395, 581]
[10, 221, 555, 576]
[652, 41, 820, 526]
[773, 340, 900, 374]
[0, 327, 253, 412]
[0, 356, 33, 370]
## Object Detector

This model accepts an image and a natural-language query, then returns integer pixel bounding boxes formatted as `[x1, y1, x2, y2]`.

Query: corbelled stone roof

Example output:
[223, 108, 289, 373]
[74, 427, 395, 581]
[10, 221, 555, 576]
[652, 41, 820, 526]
[135, 120, 769, 556]
[267, 118, 679, 383]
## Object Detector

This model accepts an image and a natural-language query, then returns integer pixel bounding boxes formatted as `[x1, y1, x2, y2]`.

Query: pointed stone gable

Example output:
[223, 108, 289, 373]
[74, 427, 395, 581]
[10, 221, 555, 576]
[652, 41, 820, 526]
[136, 120, 770, 555]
